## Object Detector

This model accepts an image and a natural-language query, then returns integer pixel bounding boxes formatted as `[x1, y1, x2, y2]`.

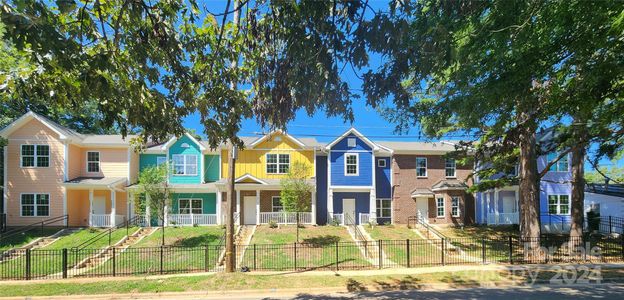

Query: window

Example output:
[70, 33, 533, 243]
[178, 199, 202, 214]
[376, 199, 392, 218]
[445, 158, 456, 177]
[172, 154, 198, 175]
[548, 195, 570, 215]
[451, 196, 460, 217]
[345, 153, 358, 175]
[21, 194, 49, 216]
[436, 196, 445, 218]
[548, 153, 569, 172]
[156, 156, 167, 166]
[347, 138, 356, 147]
[266, 154, 290, 174]
[21, 145, 49, 167]
[272, 196, 283, 212]
[416, 157, 427, 177]
[86, 151, 100, 173]
[377, 159, 386, 168]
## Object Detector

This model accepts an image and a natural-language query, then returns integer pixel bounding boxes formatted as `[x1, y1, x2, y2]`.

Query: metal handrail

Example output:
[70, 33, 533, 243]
[0, 215, 68, 242]
[344, 213, 366, 242]
[72, 215, 143, 251]
[407, 215, 448, 240]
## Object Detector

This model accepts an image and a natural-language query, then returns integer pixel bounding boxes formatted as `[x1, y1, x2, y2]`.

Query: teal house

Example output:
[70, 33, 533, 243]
[135, 133, 221, 226]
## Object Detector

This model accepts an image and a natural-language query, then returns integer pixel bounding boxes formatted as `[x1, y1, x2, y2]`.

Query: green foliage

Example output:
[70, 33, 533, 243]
[585, 166, 624, 184]
[279, 162, 312, 213]
[268, 220, 278, 229]
[135, 164, 172, 223]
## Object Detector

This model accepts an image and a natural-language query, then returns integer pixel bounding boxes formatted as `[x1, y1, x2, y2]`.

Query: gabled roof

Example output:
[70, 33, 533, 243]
[431, 179, 468, 191]
[234, 173, 268, 185]
[0, 111, 84, 141]
[325, 128, 380, 151]
[160, 132, 206, 151]
[249, 130, 306, 149]
[376, 141, 459, 154]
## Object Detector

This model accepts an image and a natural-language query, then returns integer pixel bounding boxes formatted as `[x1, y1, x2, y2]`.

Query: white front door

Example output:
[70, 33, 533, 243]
[92, 196, 106, 214]
[343, 198, 355, 225]
[502, 195, 517, 213]
[416, 197, 429, 222]
[243, 196, 257, 225]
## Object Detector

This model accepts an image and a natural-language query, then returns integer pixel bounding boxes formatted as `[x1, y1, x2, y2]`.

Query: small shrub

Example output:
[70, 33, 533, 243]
[330, 217, 341, 227]
[268, 220, 278, 228]
[193, 223, 199, 227]
[383, 221, 392, 227]
[368, 219, 378, 228]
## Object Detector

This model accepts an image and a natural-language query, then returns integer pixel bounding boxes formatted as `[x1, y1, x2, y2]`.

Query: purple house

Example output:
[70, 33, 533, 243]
[475, 152, 572, 233]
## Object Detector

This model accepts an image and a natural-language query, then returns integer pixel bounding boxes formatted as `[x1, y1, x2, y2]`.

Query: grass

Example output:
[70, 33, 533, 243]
[364, 225, 441, 267]
[83, 226, 225, 277]
[0, 228, 135, 279]
[2, 268, 623, 297]
[436, 225, 520, 263]
[0, 228, 63, 252]
[241, 225, 371, 270]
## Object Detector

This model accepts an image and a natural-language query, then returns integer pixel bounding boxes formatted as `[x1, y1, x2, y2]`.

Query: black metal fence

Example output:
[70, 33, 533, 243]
[1, 235, 623, 280]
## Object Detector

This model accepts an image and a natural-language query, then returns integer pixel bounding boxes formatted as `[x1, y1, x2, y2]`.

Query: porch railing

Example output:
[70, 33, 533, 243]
[328, 213, 344, 225]
[486, 212, 519, 225]
[90, 214, 126, 228]
[221, 212, 240, 225]
[259, 212, 312, 224]
[168, 214, 217, 226]
[359, 213, 371, 225]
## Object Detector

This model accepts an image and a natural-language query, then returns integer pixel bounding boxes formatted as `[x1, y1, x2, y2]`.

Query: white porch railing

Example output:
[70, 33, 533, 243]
[168, 214, 217, 226]
[328, 213, 344, 225]
[221, 212, 240, 224]
[90, 214, 126, 227]
[259, 212, 312, 224]
[359, 213, 371, 225]
[487, 212, 519, 225]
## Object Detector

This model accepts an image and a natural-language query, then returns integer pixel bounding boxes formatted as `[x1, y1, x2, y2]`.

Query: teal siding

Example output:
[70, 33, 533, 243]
[204, 155, 220, 182]
[169, 135, 202, 184]
[170, 193, 217, 214]
[139, 154, 166, 171]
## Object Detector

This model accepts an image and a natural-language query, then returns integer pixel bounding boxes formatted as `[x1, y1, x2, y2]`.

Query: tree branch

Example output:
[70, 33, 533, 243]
[538, 148, 572, 179]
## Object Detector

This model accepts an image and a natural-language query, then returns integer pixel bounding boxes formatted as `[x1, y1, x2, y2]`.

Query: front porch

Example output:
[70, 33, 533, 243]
[480, 187, 519, 225]
[64, 177, 129, 228]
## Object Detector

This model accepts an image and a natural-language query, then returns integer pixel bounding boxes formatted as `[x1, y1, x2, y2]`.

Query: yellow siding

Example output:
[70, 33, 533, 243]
[221, 133, 314, 179]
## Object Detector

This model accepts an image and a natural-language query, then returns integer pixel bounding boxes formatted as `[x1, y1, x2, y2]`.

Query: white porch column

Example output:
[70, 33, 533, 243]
[145, 194, 151, 227]
[311, 190, 317, 225]
[236, 190, 241, 225]
[255, 190, 260, 224]
[216, 191, 222, 225]
[369, 189, 377, 223]
[493, 189, 499, 224]
[110, 189, 116, 228]
[88, 189, 94, 227]
[514, 189, 519, 212]
[327, 189, 333, 221]
[164, 202, 169, 227]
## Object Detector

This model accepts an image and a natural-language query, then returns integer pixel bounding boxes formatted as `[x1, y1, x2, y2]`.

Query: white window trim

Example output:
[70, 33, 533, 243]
[178, 198, 203, 214]
[416, 157, 427, 178]
[344, 153, 359, 176]
[376, 198, 392, 218]
[436, 195, 445, 218]
[20, 144, 50, 168]
[171, 154, 198, 176]
[548, 194, 571, 215]
[266, 153, 291, 174]
[377, 158, 386, 168]
[271, 196, 283, 212]
[548, 153, 570, 173]
[20, 193, 50, 217]
[445, 158, 456, 178]
[156, 156, 167, 166]
[86, 151, 101, 173]
[451, 196, 461, 217]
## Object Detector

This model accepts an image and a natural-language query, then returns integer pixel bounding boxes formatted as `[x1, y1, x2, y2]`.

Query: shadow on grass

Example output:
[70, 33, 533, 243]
[172, 233, 222, 247]
[372, 275, 423, 291]
[301, 235, 341, 247]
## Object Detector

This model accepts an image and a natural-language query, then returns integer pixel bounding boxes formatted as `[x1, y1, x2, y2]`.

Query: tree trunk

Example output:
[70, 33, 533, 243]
[570, 122, 588, 245]
[296, 212, 300, 243]
[225, 143, 237, 272]
[517, 110, 541, 254]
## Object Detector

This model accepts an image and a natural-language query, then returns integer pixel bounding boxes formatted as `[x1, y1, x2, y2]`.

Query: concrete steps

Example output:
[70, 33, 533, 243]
[73, 227, 154, 271]
[234, 225, 256, 268]
[0, 228, 80, 261]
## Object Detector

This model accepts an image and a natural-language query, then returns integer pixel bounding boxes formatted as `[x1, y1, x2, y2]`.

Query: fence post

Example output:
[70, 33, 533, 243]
[378, 240, 383, 269]
[253, 244, 257, 271]
[508, 236, 513, 265]
[406, 239, 411, 268]
[204, 245, 209, 272]
[108, 230, 112, 246]
[335, 241, 339, 271]
[294, 242, 297, 271]
[62, 248, 68, 279]
[481, 238, 486, 264]
[25, 249, 31, 280]
[441, 238, 445, 266]
[160, 246, 164, 275]
[112, 247, 116, 277]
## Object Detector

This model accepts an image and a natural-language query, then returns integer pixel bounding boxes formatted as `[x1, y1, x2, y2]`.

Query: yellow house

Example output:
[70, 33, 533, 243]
[216, 131, 320, 225]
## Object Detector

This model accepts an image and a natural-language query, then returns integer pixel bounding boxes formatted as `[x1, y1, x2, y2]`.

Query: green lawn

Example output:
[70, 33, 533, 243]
[241, 225, 371, 271]
[83, 226, 225, 277]
[437, 225, 519, 263]
[0, 228, 63, 252]
[0, 228, 134, 280]
[364, 225, 441, 267]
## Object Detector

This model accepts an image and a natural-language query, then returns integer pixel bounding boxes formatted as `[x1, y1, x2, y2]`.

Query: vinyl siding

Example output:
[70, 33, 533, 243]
[171, 193, 217, 214]
[329, 134, 374, 187]
[168, 135, 202, 184]
[204, 154, 220, 182]
[375, 157, 391, 198]
[78, 148, 129, 178]
[332, 192, 370, 225]
[139, 154, 166, 171]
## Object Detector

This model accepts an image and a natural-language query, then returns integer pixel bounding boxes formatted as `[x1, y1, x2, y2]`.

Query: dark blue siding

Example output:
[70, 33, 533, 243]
[315, 155, 328, 225]
[332, 133, 372, 151]
[330, 151, 373, 186]
[333, 192, 370, 225]
[375, 157, 391, 198]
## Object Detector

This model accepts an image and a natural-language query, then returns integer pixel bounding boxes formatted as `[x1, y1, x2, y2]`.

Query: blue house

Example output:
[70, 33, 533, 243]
[134, 133, 221, 226]
[325, 128, 392, 225]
